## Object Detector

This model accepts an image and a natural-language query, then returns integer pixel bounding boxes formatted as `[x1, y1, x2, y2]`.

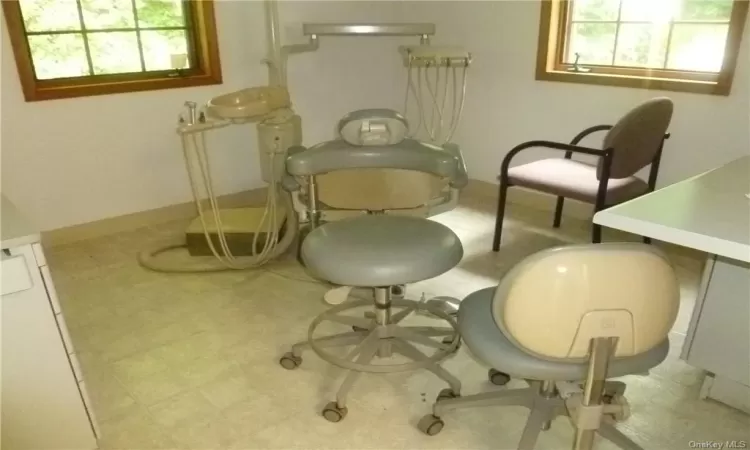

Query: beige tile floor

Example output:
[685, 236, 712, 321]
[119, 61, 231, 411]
[47, 194, 749, 450]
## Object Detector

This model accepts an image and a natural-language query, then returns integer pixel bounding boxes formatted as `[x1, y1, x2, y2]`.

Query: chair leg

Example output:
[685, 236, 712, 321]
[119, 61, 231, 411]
[335, 333, 381, 408]
[517, 405, 547, 450]
[433, 387, 535, 417]
[553, 196, 565, 228]
[290, 331, 367, 357]
[392, 339, 462, 395]
[492, 182, 509, 252]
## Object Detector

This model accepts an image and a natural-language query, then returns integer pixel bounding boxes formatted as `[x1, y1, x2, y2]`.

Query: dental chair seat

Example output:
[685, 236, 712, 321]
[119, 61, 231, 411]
[301, 214, 463, 287]
[458, 287, 670, 381]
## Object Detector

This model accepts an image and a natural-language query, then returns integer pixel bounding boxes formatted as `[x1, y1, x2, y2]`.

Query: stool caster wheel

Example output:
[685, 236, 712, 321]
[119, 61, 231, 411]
[417, 415, 444, 436]
[321, 401, 347, 423]
[604, 394, 631, 422]
[436, 388, 459, 402]
[489, 369, 511, 386]
[279, 353, 302, 370]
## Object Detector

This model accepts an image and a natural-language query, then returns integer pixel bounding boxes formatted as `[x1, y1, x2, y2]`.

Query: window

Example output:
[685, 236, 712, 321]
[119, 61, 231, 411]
[537, 0, 749, 95]
[2, 0, 221, 101]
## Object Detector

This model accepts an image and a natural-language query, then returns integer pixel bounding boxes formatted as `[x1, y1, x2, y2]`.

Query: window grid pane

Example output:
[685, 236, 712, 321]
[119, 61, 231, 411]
[80, 0, 136, 29]
[565, 0, 733, 73]
[20, 0, 194, 80]
[128, 0, 147, 72]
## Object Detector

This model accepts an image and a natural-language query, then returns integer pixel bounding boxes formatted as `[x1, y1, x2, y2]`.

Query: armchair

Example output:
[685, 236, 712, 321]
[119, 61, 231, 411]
[492, 97, 673, 249]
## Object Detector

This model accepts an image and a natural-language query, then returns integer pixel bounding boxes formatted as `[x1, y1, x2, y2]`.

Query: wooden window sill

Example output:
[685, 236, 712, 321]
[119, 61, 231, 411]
[536, 70, 730, 96]
[26, 72, 223, 102]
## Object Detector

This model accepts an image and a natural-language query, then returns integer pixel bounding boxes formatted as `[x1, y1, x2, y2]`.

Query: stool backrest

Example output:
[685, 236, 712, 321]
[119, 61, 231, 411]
[492, 244, 679, 361]
[599, 97, 673, 179]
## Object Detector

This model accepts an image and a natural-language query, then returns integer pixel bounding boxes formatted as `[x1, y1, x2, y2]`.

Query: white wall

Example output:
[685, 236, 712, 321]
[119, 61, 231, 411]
[1, 0, 406, 231]
[402, 0, 750, 186]
[2, 0, 749, 231]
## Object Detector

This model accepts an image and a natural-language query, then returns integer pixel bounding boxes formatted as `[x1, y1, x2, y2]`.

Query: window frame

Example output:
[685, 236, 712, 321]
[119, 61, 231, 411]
[2, 0, 222, 102]
[536, 0, 749, 95]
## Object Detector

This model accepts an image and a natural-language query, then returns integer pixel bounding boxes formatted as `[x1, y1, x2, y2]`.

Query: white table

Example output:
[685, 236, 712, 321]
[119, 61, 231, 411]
[1, 196, 99, 449]
[594, 156, 750, 413]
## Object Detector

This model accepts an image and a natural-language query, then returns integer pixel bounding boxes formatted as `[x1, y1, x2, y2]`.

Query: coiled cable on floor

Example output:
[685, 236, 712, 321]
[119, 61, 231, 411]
[137, 125, 298, 273]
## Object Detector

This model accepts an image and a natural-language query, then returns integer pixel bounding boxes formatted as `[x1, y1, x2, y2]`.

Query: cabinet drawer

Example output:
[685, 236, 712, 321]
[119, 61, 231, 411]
[1, 254, 33, 295]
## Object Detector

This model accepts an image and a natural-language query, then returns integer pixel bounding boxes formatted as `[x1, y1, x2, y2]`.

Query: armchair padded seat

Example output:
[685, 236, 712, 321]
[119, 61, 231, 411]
[457, 287, 669, 381]
[508, 158, 649, 205]
[301, 215, 463, 287]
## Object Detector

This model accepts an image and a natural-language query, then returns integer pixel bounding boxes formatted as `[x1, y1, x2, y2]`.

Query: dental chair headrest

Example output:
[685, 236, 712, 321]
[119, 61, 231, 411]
[338, 109, 409, 146]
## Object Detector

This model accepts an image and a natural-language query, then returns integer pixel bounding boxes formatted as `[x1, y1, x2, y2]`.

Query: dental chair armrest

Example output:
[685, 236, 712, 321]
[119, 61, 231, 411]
[443, 143, 468, 189]
[281, 173, 300, 192]
[286, 139, 459, 179]
[281, 145, 307, 192]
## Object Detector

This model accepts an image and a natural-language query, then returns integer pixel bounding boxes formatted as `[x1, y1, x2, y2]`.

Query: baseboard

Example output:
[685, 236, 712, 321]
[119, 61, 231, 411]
[42, 179, 705, 265]
[42, 188, 267, 247]
[464, 179, 705, 263]
[464, 179, 594, 220]
[45, 180, 567, 248]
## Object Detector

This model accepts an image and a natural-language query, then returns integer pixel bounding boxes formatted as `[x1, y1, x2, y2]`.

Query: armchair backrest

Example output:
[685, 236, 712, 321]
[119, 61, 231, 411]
[492, 244, 679, 362]
[599, 97, 673, 179]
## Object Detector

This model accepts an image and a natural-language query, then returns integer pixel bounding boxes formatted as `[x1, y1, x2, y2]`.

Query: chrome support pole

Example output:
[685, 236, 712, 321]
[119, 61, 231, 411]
[572, 338, 615, 450]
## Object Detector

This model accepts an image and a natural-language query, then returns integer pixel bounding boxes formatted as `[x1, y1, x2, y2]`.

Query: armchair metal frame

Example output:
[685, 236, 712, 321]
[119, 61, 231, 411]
[492, 126, 669, 250]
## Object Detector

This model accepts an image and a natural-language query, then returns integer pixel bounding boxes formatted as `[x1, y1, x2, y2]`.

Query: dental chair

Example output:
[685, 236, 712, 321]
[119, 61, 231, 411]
[288, 109, 466, 306]
[279, 109, 467, 421]
[418, 244, 680, 450]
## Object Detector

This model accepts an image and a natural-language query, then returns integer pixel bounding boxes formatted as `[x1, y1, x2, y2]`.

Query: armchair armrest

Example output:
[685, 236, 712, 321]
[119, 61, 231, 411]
[569, 125, 613, 146]
[501, 140, 612, 177]
[499, 140, 616, 218]
[565, 125, 612, 160]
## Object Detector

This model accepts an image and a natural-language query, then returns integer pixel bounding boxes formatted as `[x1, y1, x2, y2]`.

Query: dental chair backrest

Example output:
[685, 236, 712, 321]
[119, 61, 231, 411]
[285, 110, 467, 218]
[493, 244, 680, 362]
[314, 109, 463, 215]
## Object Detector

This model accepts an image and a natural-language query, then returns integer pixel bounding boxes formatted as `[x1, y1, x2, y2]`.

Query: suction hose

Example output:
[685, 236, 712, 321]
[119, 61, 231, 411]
[137, 121, 299, 273]
[136, 192, 298, 273]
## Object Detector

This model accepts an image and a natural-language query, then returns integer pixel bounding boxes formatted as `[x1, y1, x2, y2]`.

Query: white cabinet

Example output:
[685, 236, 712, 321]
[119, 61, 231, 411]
[1, 198, 98, 450]
[683, 256, 750, 413]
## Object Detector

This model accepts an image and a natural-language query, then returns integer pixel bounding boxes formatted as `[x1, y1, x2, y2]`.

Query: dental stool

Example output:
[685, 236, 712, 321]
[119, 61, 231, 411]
[418, 244, 679, 450]
[279, 109, 468, 422]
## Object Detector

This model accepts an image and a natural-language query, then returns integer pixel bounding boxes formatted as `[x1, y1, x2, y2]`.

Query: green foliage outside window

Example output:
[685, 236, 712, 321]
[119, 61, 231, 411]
[18, 0, 191, 80]
[567, 0, 735, 72]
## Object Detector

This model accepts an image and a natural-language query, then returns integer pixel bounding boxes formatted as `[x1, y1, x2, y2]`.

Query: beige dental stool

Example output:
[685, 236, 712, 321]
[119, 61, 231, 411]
[418, 244, 679, 450]
[278, 109, 468, 422]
